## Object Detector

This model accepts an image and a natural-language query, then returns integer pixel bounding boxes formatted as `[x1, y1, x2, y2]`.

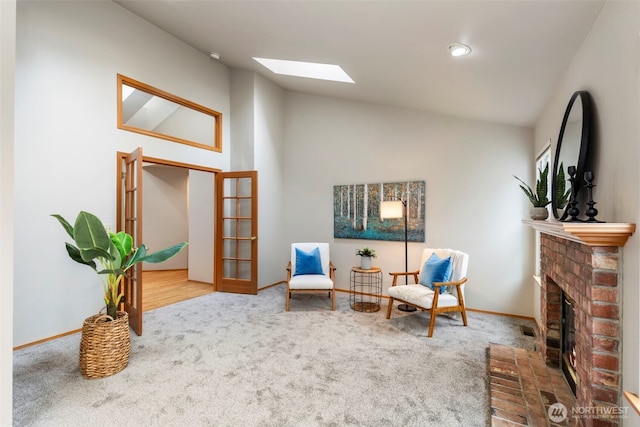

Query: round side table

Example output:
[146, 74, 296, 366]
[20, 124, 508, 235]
[350, 267, 383, 312]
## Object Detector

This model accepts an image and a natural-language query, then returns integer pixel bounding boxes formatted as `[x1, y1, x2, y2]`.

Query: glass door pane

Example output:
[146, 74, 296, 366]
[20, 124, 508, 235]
[215, 171, 257, 294]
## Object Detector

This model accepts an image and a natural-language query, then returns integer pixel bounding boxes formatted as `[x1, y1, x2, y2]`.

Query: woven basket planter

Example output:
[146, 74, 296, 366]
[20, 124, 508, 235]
[79, 311, 131, 379]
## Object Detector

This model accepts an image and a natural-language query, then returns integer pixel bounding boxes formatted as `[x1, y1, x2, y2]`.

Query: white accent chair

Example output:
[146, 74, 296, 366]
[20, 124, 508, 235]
[286, 243, 336, 311]
[386, 248, 469, 337]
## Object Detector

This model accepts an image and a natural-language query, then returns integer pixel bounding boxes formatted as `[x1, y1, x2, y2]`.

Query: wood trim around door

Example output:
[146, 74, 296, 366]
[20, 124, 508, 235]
[116, 151, 221, 334]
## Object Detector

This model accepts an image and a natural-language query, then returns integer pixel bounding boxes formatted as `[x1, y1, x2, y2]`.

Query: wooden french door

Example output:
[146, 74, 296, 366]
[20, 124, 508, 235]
[120, 148, 144, 336]
[117, 150, 256, 332]
[215, 171, 258, 294]
[117, 149, 220, 335]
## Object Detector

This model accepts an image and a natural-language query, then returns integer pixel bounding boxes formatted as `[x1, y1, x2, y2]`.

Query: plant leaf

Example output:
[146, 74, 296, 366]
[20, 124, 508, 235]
[514, 161, 551, 207]
[108, 240, 123, 271]
[536, 163, 548, 202]
[124, 245, 145, 270]
[110, 231, 133, 260]
[64, 243, 97, 271]
[554, 162, 571, 209]
[515, 177, 536, 205]
[79, 247, 111, 263]
[98, 268, 126, 276]
[73, 211, 113, 262]
[130, 242, 188, 266]
[51, 214, 75, 239]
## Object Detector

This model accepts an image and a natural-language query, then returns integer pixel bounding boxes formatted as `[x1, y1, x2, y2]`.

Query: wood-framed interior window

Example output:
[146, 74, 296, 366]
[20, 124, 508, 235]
[117, 74, 222, 152]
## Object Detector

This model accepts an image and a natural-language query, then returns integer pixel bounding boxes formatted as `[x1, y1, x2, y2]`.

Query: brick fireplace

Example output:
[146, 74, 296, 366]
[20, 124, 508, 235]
[535, 221, 635, 426]
[541, 234, 621, 425]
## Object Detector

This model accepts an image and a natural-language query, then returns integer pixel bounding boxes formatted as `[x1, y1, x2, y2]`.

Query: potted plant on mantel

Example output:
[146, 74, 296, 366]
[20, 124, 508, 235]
[52, 210, 188, 379]
[514, 163, 551, 220]
[355, 247, 377, 270]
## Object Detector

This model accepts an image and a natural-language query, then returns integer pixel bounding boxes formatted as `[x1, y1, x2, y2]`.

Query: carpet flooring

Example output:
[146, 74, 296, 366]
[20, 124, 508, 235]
[13, 286, 538, 427]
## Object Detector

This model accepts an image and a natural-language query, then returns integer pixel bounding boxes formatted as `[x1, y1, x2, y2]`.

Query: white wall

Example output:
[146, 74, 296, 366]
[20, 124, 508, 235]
[142, 165, 189, 270]
[281, 92, 536, 316]
[141, 164, 215, 280]
[230, 69, 255, 171]
[14, 1, 230, 346]
[534, 2, 640, 424]
[230, 70, 286, 289]
[0, 0, 15, 424]
[188, 170, 215, 283]
[254, 74, 286, 288]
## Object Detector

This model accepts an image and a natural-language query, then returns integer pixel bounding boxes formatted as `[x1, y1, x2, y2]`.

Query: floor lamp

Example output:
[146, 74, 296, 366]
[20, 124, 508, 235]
[380, 199, 417, 312]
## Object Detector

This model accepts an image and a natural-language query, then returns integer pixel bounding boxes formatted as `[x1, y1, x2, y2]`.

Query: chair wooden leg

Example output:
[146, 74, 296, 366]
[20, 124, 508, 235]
[286, 288, 290, 311]
[427, 293, 440, 337]
[428, 310, 437, 337]
[331, 290, 336, 311]
[386, 297, 394, 319]
[461, 307, 468, 326]
[456, 287, 468, 326]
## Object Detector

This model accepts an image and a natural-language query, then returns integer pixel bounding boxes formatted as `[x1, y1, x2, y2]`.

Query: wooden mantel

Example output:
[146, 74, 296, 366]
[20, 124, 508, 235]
[522, 219, 636, 247]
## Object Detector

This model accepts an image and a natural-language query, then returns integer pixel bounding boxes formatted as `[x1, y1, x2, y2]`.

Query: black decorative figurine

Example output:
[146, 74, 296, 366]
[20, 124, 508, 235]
[584, 171, 604, 223]
[564, 165, 582, 222]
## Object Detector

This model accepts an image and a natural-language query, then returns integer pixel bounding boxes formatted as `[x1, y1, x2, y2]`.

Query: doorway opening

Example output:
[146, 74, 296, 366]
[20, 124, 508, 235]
[117, 150, 258, 335]
[117, 152, 220, 316]
[142, 269, 213, 312]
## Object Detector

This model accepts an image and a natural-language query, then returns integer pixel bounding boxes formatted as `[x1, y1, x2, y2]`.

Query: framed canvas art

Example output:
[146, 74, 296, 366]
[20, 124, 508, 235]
[333, 180, 425, 242]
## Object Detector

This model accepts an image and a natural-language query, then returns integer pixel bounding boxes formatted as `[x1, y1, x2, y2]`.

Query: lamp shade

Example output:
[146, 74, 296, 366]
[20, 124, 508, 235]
[380, 200, 403, 219]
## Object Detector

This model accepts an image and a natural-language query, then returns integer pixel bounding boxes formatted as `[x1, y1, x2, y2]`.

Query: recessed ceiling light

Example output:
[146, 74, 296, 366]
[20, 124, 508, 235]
[210, 52, 220, 60]
[253, 57, 355, 83]
[448, 43, 472, 57]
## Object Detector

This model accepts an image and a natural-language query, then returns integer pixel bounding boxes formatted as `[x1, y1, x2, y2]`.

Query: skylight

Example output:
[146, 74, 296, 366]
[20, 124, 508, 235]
[253, 58, 355, 84]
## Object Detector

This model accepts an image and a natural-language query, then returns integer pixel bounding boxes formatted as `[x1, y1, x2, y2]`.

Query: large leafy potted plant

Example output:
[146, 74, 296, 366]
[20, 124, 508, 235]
[53, 211, 188, 319]
[514, 163, 551, 220]
[52, 210, 188, 378]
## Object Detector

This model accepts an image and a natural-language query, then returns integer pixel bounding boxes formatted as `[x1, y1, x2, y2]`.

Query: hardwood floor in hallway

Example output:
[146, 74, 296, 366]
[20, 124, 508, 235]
[143, 269, 214, 312]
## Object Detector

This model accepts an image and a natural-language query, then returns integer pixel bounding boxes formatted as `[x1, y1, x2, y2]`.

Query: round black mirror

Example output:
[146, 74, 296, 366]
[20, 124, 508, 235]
[551, 91, 592, 220]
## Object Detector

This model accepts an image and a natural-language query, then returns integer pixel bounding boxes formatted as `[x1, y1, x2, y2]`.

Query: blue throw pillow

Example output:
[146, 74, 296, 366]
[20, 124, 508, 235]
[294, 247, 323, 276]
[418, 253, 452, 294]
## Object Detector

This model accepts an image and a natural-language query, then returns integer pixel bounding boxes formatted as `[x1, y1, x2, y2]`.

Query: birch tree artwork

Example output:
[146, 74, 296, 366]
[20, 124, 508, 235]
[333, 181, 425, 242]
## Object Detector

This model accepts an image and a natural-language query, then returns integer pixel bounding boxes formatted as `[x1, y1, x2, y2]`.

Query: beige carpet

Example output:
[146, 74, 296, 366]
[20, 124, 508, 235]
[13, 286, 538, 426]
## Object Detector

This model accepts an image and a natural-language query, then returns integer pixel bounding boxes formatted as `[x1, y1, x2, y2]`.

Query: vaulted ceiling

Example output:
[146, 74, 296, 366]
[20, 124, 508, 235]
[115, 0, 604, 127]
